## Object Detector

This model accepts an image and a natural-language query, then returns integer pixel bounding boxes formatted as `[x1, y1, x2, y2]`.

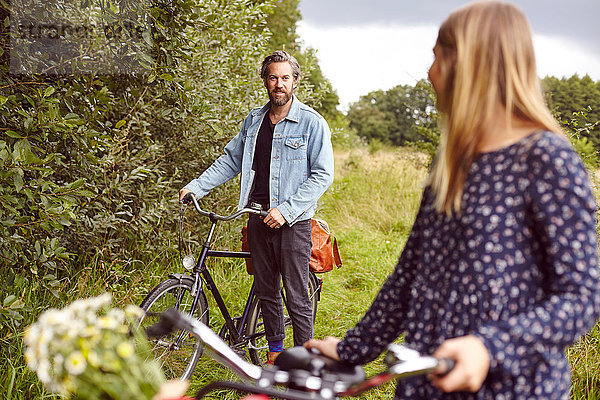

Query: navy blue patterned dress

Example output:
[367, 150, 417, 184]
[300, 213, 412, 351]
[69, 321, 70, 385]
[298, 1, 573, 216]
[337, 131, 600, 399]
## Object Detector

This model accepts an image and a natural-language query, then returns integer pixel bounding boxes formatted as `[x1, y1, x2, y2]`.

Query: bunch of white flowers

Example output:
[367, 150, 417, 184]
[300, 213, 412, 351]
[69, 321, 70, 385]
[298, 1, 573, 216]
[23, 293, 166, 399]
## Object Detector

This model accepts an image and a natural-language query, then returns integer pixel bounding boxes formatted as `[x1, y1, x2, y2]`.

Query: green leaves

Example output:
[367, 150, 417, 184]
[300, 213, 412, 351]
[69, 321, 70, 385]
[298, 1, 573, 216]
[0, 77, 99, 277]
[12, 169, 23, 192]
[542, 74, 600, 151]
[12, 139, 35, 162]
[43, 86, 55, 98]
[1, 293, 25, 325]
[4, 130, 22, 139]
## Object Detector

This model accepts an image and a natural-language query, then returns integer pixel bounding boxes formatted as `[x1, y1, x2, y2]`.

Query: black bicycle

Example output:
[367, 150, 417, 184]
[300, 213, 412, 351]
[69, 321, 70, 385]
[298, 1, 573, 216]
[147, 309, 455, 400]
[138, 194, 322, 380]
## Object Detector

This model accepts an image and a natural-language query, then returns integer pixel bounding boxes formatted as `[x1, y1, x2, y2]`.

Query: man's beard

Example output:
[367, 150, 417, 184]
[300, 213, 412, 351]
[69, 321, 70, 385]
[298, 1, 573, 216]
[269, 90, 292, 106]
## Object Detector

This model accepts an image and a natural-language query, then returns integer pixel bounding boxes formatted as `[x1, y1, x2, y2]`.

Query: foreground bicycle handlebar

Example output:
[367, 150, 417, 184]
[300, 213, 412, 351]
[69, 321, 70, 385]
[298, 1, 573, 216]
[146, 309, 454, 399]
[181, 192, 269, 220]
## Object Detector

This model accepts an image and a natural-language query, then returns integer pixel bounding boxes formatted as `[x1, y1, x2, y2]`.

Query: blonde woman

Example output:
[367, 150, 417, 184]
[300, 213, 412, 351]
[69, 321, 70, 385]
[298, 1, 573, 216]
[306, 1, 600, 398]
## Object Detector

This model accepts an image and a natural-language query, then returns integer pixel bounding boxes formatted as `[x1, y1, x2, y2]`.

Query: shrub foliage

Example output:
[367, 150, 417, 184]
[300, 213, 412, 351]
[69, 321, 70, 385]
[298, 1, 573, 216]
[1, 0, 273, 301]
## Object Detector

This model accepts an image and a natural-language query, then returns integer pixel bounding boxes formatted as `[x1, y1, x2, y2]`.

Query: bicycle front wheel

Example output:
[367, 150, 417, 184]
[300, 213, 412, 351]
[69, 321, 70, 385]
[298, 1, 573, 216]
[139, 277, 209, 380]
[246, 273, 320, 366]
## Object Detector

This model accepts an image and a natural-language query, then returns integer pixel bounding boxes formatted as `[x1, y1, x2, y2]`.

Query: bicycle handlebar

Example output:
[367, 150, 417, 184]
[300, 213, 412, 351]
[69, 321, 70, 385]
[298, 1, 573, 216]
[181, 192, 269, 219]
[146, 309, 455, 399]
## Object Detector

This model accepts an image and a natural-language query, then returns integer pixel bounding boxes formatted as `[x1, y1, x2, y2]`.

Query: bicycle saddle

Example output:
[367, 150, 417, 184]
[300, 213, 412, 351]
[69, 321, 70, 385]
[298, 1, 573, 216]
[274, 346, 365, 387]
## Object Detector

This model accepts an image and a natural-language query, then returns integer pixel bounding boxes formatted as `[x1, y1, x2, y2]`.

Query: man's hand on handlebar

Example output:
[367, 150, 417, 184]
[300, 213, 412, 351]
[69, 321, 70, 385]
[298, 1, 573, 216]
[264, 208, 287, 229]
[179, 189, 196, 204]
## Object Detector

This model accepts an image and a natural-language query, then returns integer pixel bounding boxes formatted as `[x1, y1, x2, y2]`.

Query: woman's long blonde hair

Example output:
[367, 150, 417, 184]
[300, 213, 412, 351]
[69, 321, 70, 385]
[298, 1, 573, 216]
[428, 1, 563, 215]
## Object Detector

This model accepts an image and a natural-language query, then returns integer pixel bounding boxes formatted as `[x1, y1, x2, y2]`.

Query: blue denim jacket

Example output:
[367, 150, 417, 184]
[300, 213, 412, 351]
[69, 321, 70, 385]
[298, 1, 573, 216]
[184, 96, 334, 225]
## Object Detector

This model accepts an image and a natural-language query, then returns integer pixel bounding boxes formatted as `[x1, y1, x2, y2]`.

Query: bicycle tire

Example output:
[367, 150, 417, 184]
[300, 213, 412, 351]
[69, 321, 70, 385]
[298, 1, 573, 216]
[139, 277, 209, 380]
[246, 273, 320, 366]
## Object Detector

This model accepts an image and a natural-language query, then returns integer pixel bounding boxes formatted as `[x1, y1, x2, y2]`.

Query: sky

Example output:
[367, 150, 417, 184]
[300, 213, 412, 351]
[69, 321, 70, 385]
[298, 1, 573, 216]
[296, 0, 600, 110]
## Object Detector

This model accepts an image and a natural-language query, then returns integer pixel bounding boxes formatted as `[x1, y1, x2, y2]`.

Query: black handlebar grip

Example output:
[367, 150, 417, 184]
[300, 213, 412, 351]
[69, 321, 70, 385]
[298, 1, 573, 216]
[436, 358, 455, 377]
[260, 210, 269, 218]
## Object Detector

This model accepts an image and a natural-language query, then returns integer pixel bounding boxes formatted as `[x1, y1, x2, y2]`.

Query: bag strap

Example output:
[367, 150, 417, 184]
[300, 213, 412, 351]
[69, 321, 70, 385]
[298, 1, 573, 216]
[332, 237, 342, 268]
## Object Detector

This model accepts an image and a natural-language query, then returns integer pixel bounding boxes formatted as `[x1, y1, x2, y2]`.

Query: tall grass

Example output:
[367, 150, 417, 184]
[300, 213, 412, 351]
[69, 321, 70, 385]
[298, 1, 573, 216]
[4, 145, 600, 399]
[314, 147, 428, 335]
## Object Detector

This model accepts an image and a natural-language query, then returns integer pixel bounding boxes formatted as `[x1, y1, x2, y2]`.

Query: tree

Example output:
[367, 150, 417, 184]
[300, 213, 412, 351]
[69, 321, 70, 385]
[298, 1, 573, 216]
[347, 79, 438, 146]
[262, 0, 341, 119]
[265, 0, 302, 52]
[542, 74, 600, 147]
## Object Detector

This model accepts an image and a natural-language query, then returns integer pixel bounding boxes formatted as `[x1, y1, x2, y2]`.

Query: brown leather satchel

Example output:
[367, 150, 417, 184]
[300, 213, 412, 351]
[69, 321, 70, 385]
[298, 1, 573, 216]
[241, 218, 342, 275]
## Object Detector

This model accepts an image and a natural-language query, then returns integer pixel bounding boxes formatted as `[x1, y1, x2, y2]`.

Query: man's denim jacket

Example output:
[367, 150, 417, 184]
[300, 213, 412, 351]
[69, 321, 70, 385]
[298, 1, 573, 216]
[184, 96, 334, 225]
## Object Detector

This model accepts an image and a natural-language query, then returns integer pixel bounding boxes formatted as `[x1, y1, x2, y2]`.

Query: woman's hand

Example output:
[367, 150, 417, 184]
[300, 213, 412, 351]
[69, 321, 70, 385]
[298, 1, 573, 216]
[304, 336, 342, 361]
[152, 379, 189, 400]
[430, 335, 490, 393]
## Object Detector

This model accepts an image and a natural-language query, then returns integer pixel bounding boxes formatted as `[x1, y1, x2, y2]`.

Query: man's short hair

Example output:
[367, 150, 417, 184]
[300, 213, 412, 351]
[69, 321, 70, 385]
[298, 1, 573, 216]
[260, 50, 301, 82]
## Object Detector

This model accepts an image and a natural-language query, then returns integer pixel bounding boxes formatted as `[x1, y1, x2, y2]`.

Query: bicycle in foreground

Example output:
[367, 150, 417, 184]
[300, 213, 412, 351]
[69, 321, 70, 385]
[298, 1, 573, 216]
[138, 194, 323, 379]
[147, 308, 455, 400]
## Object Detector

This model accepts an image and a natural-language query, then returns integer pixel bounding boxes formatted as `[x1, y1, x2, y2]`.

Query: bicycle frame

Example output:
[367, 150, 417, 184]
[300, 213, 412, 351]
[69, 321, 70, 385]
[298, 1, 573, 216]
[181, 198, 261, 346]
[196, 250, 256, 343]
[179, 195, 319, 350]
[150, 193, 322, 375]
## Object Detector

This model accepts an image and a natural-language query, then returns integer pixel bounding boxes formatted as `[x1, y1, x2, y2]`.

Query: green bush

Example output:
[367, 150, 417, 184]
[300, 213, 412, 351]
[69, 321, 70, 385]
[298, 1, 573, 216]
[1, 0, 272, 397]
[0, 0, 270, 295]
[329, 113, 365, 150]
[562, 107, 600, 169]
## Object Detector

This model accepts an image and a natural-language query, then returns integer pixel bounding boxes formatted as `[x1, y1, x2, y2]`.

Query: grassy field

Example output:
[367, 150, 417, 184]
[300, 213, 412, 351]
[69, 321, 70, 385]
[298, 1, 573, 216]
[4, 145, 600, 399]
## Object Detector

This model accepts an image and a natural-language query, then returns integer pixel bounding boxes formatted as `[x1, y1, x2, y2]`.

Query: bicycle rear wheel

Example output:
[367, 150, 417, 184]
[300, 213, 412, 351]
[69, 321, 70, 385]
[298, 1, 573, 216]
[246, 273, 320, 365]
[139, 276, 209, 380]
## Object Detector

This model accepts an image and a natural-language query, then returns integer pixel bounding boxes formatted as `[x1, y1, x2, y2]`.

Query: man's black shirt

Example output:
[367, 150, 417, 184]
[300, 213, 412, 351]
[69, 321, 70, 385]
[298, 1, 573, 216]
[250, 114, 275, 205]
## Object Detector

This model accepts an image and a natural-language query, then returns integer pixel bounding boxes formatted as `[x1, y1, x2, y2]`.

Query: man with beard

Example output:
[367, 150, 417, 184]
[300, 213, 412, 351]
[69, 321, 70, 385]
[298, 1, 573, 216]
[179, 50, 334, 364]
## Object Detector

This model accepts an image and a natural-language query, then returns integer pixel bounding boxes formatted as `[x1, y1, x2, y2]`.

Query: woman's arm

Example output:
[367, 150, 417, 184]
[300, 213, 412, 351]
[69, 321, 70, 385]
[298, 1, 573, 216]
[333, 191, 432, 365]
